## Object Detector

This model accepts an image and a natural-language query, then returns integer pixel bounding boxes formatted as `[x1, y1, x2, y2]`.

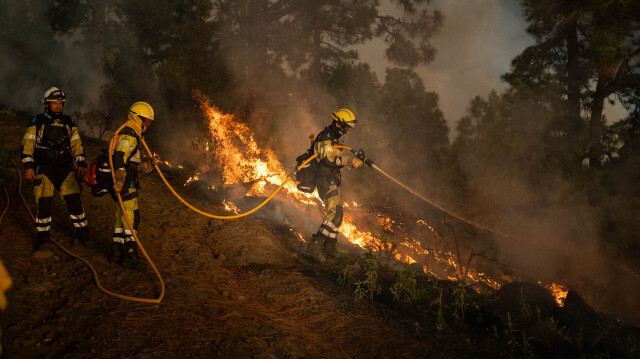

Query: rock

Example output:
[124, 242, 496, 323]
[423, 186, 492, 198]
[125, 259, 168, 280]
[32, 249, 55, 259]
[559, 290, 601, 330]
[483, 281, 558, 325]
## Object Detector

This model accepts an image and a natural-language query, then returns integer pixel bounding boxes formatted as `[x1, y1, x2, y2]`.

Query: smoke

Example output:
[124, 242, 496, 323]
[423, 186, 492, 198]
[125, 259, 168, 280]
[0, 1, 107, 118]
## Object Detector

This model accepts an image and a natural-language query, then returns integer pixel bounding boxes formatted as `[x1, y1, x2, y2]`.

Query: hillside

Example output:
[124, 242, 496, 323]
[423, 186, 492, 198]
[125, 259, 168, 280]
[1, 119, 639, 358]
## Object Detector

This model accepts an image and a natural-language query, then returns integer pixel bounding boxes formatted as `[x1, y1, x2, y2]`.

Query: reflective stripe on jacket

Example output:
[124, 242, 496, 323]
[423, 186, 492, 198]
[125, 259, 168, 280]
[21, 114, 86, 169]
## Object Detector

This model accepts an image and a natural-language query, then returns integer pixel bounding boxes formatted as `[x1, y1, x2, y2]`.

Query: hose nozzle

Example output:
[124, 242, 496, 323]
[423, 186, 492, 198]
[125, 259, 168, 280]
[352, 149, 373, 167]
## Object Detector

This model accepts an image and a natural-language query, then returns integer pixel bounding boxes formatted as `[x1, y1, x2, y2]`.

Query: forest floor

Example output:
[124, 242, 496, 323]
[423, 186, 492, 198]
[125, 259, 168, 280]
[0, 121, 500, 359]
[2, 118, 639, 359]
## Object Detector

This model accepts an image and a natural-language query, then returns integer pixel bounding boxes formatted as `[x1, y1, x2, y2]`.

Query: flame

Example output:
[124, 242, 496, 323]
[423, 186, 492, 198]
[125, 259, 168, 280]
[196, 92, 318, 206]
[378, 216, 394, 232]
[223, 199, 240, 214]
[545, 282, 569, 306]
[193, 92, 505, 290]
[184, 174, 200, 186]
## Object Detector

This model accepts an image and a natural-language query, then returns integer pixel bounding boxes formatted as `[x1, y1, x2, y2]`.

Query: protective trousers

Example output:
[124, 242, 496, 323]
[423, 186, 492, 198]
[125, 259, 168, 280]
[113, 187, 140, 244]
[315, 176, 343, 242]
[34, 172, 88, 247]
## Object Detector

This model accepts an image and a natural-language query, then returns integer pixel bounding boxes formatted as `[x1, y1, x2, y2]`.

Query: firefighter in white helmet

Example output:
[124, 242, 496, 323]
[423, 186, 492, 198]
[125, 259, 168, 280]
[306, 108, 364, 262]
[109, 101, 155, 270]
[21, 87, 90, 254]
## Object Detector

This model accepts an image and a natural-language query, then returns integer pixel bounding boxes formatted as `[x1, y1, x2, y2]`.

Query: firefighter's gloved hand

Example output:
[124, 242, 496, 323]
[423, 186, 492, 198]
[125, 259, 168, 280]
[112, 169, 127, 193]
[140, 160, 154, 174]
[351, 157, 363, 168]
[24, 168, 36, 181]
[76, 166, 87, 179]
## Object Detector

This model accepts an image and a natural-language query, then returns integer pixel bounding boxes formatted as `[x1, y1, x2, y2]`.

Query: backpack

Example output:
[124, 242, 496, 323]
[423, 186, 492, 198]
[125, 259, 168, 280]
[85, 128, 139, 197]
[295, 147, 317, 193]
[86, 150, 113, 196]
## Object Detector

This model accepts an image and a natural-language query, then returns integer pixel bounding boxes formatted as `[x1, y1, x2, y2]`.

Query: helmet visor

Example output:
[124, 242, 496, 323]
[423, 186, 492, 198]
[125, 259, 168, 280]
[141, 116, 153, 127]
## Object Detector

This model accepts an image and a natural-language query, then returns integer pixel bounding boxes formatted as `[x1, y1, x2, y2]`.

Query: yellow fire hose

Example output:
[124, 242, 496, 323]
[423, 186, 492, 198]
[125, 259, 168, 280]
[0, 180, 8, 226]
[11, 159, 164, 303]
[106, 121, 352, 301]
[9, 121, 351, 304]
[137, 135, 352, 219]
[0, 180, 9, 229]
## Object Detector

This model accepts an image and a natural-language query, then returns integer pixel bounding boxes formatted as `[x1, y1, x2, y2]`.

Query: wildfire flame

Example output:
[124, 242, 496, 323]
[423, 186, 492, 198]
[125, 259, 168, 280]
[192, 92, 503, 290]
[223, 199, 240, 214]
[184, 174, 200, 186]
[545, 282, 569, 306]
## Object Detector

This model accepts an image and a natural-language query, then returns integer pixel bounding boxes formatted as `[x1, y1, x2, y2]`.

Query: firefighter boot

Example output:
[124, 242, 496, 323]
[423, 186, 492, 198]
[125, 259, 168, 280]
[33, 231, 53, 256]
[109, 242, 125, 265]
[122, 241, 147, 271]
[303, 234, 326, 263]
[74, 227, 93, 248]
[322, 237, 337, 260]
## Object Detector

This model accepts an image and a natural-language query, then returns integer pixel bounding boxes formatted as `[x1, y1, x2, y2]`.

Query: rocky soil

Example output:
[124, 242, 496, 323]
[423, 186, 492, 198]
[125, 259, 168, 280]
[1, 120, 639, 359]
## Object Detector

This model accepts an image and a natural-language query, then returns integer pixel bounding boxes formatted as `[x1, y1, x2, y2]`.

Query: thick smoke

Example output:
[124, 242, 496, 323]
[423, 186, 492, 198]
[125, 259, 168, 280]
[2, 0, 636, 324]
[0, 2, 107, 118]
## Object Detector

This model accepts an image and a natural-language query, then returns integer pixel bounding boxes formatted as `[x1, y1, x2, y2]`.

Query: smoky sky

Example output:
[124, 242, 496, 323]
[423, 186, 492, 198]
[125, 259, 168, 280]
[358, 0, 628, 133]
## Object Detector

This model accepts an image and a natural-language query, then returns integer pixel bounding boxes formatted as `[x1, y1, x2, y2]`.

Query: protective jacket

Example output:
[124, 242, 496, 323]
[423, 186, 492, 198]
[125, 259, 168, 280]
[312, 123, 345, 243]
[21, 112, 89, 249]
[313, 122, 344, 184]
[111, 114, 144, 245]
[112, 123, 142, 191]
[21, 113, 86, 184]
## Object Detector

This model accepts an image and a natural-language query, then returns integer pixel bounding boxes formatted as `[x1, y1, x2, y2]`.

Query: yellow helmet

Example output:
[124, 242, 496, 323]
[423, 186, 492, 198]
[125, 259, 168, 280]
[129, 101, 154, 121]
[331, 108, 357, 129]
[42, 87, 66, 103]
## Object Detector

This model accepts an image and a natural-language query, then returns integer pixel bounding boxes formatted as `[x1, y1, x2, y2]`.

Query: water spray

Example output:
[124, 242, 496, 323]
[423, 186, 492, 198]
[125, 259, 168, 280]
[351, 148, 512, 238]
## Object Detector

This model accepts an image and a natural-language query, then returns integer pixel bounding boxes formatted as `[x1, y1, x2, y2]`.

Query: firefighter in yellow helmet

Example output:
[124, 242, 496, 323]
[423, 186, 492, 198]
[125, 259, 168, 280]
[21, 87, 90, 254]
[306, 109, 364, 262]
[109, 101, 155, 270]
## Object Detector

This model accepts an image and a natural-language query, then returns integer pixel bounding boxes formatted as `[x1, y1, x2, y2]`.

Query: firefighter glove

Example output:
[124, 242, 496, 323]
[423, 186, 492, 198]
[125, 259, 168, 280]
[76, 166, 87, 179]
[140, 160, 154, 174]
[351, 157, 363, 168]
[112, 169, 127, 193]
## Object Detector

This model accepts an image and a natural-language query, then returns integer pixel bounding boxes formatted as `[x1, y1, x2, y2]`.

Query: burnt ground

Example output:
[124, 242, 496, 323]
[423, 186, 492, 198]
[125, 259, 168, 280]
[0, 123, 497, 359]
[2, 120, 640, 359]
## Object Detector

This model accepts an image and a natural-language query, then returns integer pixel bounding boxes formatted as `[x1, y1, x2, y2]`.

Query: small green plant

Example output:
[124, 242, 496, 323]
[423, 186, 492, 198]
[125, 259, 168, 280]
[534, 307, 569, 344]
[413, 321, 423, 338]
[335, 251, 353, 288]
[390, 262, 418, 307]
[353, 246, 381, 307]
[374, 234, 397, 271]
[417, 274, 440, 302]
[492, 313, 535, 359]
[452, 280, 468, 320]
[519, 288, 532, 323]
[436, 289, 446, 331]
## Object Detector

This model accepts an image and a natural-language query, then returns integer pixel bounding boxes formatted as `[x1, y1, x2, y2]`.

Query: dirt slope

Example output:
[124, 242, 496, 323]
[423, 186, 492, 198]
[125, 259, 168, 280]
[0, 126, 480, 358]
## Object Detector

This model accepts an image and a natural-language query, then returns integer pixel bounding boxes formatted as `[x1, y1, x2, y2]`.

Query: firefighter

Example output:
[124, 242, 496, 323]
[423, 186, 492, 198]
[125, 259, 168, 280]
[109, 101, 155, 270]
[21, 87, 90, 253]
[306, 109, 364, 262]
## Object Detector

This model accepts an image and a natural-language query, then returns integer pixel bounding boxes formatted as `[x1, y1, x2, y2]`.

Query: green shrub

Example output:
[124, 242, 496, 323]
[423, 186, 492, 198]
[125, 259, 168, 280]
[390, 262, 418, 307]
[335, 251, 353, 288]
[354, 246, 382, 307]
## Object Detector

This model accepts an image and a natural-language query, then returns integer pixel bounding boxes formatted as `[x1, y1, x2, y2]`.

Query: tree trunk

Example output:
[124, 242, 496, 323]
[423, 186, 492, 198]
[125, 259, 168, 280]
[564, 17, 582, 131]
[311, 4, 322, 84]
[89, 0, 106, 69]
[588, 75, 609, 165]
